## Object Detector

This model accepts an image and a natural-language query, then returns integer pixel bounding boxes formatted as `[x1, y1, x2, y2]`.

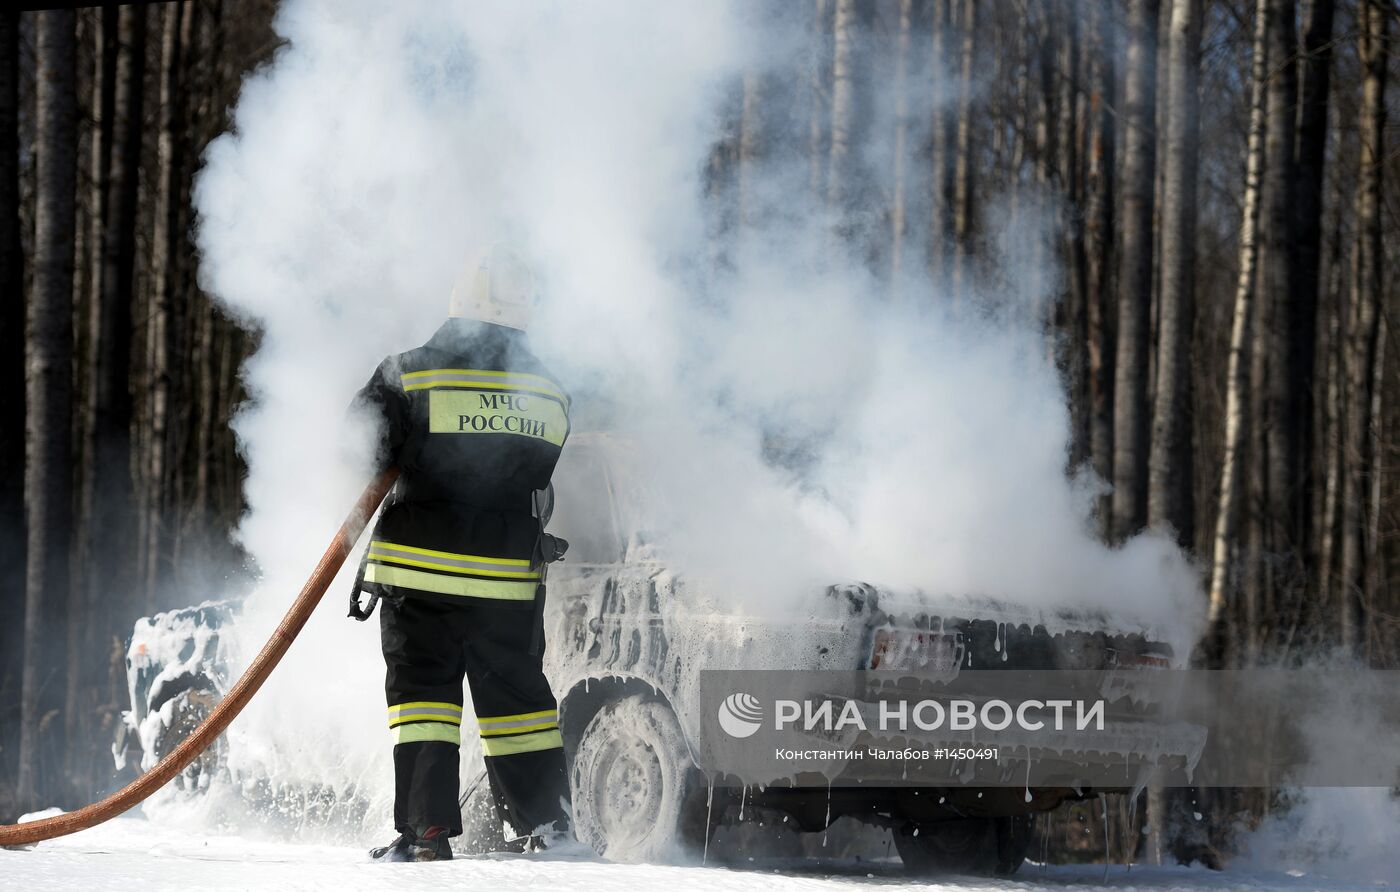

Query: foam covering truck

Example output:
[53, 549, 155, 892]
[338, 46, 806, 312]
[116, 434, 1193, 876]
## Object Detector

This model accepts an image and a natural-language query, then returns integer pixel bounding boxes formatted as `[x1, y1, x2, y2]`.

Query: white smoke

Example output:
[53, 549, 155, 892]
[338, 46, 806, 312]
[1238, 787, 1400, 884]
[192, 0, 1202, 836]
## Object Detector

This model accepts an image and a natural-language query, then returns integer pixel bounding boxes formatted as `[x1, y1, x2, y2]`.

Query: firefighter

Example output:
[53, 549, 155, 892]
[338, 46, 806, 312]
[350, 244, 573, 862]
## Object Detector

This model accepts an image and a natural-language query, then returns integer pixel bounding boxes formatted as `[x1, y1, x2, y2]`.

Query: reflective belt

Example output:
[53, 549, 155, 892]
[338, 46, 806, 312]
[363, 564, 537, 601]
[365, 540, 539, 601]
[368, 541, 539, 579]
[477, 709, 563, 757]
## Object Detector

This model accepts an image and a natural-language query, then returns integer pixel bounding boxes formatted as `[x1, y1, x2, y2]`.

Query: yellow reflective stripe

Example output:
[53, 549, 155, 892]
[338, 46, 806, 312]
[364, 563, 537, 601]
[401, 368, 568, 404]
[392, 721, 461, 746]
[369, 540, 531, 567]
[390, 716, 463, 728]
[477, 709, 557, 726]
[402, 368, 562, 388]
[368, 550, 540, 580]
[388, 701, 463, 717]
[480, 728, 564, 757]
[477, 709, 559, 736]
[370, 552, 540, 579]
[480, 719, 558, 737]
[390, 715, 461, 728]
[412, 377, 565, 400]
[387, 701, 463, 728]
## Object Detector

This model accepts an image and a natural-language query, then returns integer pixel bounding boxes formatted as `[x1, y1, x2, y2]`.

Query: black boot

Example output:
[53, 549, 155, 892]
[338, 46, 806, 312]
[370, 826, 453, 862]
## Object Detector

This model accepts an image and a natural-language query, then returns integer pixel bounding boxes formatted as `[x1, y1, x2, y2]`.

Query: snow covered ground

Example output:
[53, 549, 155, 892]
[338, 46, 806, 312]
[1, 816, 1388, 892]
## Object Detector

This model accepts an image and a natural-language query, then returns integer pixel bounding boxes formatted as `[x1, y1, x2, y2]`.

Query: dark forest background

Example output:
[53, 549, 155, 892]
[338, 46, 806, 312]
[1, 0, 1397, 866]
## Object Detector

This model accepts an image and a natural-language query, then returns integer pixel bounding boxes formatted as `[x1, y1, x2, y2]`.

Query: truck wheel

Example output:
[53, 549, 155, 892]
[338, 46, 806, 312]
[571, 695, 705, 862]
[894, 815, 1034, 877]
[153, 686, 223, 791]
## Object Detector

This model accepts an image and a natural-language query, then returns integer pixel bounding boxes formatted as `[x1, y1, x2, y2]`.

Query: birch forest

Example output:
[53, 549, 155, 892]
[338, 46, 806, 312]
[1, 0, 1398, 864]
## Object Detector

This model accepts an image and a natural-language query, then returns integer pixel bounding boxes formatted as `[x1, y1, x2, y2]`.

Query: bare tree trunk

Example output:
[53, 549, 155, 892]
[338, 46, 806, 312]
[19, 8, 78, 810]
[74, 9, 116, 519]
[1111, 0, 1159, 542]
[1085, 0, 1116, 537]
[1318, 184, 1345, 623]
[702, 89, 739, 281]
[1260, 0, 1301, 630]
[928, 0, 955, 288]
[0, 9, 26, 812]
[1339, 0, 1388, 657]
[949, 0, 976, 301]
[192, 299, 217, 522]
[1148, 0, 1200, 542]
[83, 3, 145, 711]
[889, 0, 913, 283]
[826, 0, 855, 215]
[169, 0, 200, 572]
[1030, 5, 1057, 330]
[1294, 0, 1334, 598]
[1208, 0, 1270, 641]
[1142, 0, 1199, 854]
[807, 0, 829, 203]
[67, 4, 117, 789]
[1060, 5, 1088, 466]
[1365, 321, 1385, 651]
[143, 1, 184, 610]
[1004, 22, 1030, 262]
[188, 0, 221, 535]
[217, 321, 241, 523]
[738, 70, 762, 233]
[76, 9, 116, 547]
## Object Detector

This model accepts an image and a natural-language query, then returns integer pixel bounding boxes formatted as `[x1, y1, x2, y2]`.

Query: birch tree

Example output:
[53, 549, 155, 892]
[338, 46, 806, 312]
[1208, 0, 1270, 642]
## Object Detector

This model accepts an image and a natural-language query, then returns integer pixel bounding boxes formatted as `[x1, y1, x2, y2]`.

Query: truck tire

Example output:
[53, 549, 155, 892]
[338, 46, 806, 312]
[570, 695, 705, 862]
[894, 814, 1034, 877]
[152, 686, 223, 792]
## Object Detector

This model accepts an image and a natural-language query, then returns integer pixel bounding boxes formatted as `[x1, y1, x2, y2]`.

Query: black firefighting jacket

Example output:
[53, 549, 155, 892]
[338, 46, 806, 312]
[350, 318, 569, 608]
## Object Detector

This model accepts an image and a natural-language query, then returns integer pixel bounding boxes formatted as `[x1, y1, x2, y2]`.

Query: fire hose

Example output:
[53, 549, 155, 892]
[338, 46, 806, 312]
[0, 467, 400, 848]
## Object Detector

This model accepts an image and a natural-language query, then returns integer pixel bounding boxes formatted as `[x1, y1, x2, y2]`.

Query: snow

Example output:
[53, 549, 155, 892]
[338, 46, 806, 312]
[1, 816, 1388, 892]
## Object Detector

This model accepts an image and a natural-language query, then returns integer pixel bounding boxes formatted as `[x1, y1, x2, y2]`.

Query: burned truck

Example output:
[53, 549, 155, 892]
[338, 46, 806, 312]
[118, 433, 1196, 876]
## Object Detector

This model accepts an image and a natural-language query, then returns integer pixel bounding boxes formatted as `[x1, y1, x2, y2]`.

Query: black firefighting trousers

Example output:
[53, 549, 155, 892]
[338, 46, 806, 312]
[380, 594, 570, 838]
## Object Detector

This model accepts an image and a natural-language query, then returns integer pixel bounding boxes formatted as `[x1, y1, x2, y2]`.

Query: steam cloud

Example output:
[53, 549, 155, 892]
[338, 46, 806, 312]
[191, 0, 1201, 832]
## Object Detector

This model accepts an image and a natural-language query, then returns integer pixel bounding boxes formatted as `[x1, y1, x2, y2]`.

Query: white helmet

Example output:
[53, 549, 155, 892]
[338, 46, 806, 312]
[448, 243, 537, 331]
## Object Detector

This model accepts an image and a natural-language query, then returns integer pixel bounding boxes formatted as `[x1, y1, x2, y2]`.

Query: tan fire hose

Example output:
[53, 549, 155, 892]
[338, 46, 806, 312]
[0, 467, 400, 848]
